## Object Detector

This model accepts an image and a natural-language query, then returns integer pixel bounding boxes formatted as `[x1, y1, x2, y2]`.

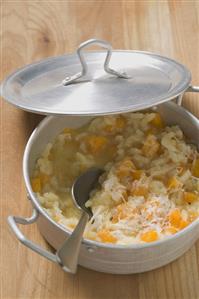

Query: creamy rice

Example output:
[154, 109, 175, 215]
[31, 112, 199, 244]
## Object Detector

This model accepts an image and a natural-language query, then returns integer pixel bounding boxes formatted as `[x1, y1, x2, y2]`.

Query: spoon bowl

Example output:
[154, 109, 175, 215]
[72, 167, 104, 217]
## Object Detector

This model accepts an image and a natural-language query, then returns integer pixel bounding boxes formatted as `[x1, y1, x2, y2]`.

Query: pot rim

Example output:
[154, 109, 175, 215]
[23, 102, 199, 250]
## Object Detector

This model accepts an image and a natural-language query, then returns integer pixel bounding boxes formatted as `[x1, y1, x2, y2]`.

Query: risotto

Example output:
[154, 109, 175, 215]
[31, 112, 199, 244]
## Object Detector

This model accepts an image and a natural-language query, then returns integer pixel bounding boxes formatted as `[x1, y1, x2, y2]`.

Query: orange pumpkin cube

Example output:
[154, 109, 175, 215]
[183, 192, 198, 204]
[179, 219, 189, 229]
[169, 209, 190, 230]
[166, 226, 178, 234]
[169, 209, 182, 227]
[131, 170, 143, 180]
[97, 229, 117, 243]
[131, 186, 148, 197]
[31, 177, 41, 193]
[31, 173, 50, 193]
[140, 230, 158, 242]
[167, 177, 182, 189]
[86, 135, 108, 154]
[192, 159, 199, 178]
[150, 113, 164, 128]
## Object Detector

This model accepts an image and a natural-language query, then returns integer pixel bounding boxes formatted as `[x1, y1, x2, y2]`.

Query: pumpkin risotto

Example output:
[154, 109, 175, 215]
[31, 112, 199, 244]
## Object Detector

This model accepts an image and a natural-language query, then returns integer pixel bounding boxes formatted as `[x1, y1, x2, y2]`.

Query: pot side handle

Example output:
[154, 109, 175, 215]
[177, 85, 199, 106]
[187, 86, 199, 93]
[8, 208, 84, 274]
[8, 209, 58, 262]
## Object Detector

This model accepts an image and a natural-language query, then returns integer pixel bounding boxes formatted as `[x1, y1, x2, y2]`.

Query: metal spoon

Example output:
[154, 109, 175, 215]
[56, 167, 103, 273]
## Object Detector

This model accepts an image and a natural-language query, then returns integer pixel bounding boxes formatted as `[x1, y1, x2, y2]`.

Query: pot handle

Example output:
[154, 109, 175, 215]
[62, 38, 129, 86]
[8, 208, 88, 274]
[187, 85, 199, 93]
[8, 209, 58, 263]
[177, 85, 199, 105]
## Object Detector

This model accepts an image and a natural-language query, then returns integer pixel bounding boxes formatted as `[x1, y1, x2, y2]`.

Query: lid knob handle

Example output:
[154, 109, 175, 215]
[62, 38, 129, 86]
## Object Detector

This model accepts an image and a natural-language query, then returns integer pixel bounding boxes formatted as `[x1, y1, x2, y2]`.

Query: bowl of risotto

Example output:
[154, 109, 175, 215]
[7, 101, 199, 274]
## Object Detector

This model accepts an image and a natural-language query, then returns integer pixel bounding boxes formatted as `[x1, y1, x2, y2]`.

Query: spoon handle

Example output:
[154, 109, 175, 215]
[56, 211, 89, 273]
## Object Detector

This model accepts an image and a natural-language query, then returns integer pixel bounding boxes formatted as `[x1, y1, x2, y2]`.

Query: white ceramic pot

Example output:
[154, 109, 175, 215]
[8, 101, 199, 274]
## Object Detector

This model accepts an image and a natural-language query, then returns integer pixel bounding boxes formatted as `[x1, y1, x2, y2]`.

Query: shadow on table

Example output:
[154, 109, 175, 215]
[20, 110, 45, 138]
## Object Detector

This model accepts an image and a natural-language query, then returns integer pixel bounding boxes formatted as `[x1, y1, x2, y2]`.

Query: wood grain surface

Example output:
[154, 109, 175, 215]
[1, 1, 199, 299]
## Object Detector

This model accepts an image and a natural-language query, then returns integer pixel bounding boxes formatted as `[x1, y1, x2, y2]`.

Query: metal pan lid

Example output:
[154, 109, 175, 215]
[1, 39, 191, 116]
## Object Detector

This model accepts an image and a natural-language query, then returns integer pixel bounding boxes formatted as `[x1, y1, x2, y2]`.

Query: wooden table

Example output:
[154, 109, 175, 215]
[1, 1, 199, 298]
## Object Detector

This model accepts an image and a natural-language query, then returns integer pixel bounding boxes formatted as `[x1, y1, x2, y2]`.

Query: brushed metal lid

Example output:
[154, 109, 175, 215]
[1, 39, 191, 116]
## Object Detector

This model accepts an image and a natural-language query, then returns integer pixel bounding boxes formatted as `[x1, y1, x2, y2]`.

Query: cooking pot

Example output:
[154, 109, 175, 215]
[7, 101, 199, 274]
[1, 39, 199, 274]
